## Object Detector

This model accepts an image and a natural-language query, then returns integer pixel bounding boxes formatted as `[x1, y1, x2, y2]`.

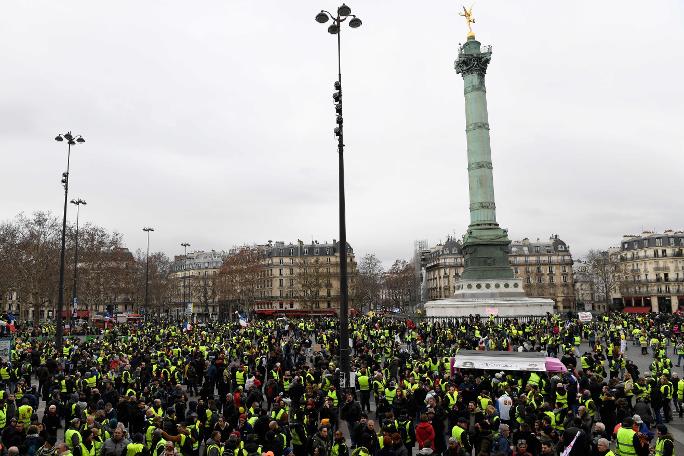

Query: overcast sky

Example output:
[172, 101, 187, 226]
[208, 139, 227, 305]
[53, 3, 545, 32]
[2, 0, 683, 267]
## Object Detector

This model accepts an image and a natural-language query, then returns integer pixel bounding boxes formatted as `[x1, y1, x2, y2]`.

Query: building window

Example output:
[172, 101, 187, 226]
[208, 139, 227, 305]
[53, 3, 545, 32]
[326, 248, 330, 255]
[670, 238, 675, 246]
[562, 265, 567, 273]
[662, 249, 667, 257]
[279, 268, 283, 276]
[656, 238, 663, 247]
[526, 277, 531, 284]
[562, 274, 568, 283]
[290, 302, 294, 308]
[314, 248, 319, 255]
[304, 248, 309, 255]
[327, 257, 331, 263]
[643, 240, 648, 248]
[548, 266, 554, 273]
[535, 246, 540, 253]
[654, 250, 659, 258]
[279, 302, 283, 309]
[549, 276, 555, 284]
[279, 258, 284, 264]
[536, 266, 542, 273]
[327, 289, 331, 297]
[279, 279, 284, 287]
[537, 276, 542, 283]
[289, 268, 293, 275]
[514, 267, 519, 274]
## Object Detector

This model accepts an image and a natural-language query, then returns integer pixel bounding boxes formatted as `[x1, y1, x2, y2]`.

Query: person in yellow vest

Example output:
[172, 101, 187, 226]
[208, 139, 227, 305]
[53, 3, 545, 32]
[675, 373, 684, 418]
[384, 382, 397, 406]
[615, 417, 639, 456]
[65, 418, 83, 451]
[654, 424, 674, 456]
[79, 429, 98, 456]
[445, 385, 458, 411]
[356, 369, 371, 413]
[17, 399, 32, 428]
[327, 386, 339, 407]
[125, 432, 146, 456]
[451, 417, 472, 454]
[596, 438, 615, 456]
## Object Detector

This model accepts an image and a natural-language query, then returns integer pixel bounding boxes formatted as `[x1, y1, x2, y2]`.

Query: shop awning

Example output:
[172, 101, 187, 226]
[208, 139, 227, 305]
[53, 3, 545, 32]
[623, 306, 650, 314]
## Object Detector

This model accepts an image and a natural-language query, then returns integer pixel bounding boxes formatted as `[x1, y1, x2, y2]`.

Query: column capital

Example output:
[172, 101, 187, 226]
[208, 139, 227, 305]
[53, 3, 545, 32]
[455, 42, 492, 77]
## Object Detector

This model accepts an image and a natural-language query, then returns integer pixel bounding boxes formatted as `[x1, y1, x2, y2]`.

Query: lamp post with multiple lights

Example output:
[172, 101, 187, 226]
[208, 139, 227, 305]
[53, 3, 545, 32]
[70, 198, 86, 323]
[143, 227, 154, 318]
[313, 4, 362, 387]
[54, 131, 85, 351]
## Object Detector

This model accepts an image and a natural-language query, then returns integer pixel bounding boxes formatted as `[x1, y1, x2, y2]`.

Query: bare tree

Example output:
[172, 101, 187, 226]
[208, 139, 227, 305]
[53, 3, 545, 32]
[190, 271, 218, 320]
[383, 259, 419, 312]
[133, 250, 171, 317]
[216, 246, 263, 314]
[0, 212, 62, 322]
[355, 253, 384, 312]
[586, 249, 619, 308]
[295, 257, 327, 310]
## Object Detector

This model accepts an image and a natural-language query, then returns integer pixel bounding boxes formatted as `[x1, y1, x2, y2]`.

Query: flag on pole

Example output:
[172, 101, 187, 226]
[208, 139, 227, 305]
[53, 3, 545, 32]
[238, 312, 248, 328]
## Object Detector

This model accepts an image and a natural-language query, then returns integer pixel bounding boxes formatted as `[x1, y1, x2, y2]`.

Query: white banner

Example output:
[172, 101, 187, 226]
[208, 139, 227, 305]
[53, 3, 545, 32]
[578, 312, 593, 322]
[0, 338, 11, 362]
[452, 355, 546, 372]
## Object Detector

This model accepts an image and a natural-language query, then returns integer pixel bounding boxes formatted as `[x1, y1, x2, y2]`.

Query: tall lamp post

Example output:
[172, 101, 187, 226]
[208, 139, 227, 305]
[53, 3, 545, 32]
[54, 131, 85, 351]
[70, 198, 87, 324]
[181, 242, 190, 321]
[143, 227, 154, 318]
[314, 4, 362, 387]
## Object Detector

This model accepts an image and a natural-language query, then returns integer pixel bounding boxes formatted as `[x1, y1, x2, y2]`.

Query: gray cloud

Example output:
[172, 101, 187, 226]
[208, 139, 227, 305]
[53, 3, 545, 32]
[1, 0, 683, 267]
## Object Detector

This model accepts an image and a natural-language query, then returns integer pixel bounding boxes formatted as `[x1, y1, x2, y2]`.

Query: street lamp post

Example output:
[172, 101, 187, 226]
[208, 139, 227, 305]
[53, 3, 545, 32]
[54, 131, 85, 351]
[143, 227, 154, 318]
[181, 242, 190, 322]
[314, 4, 362, 387]
[70, 198, 87, 325]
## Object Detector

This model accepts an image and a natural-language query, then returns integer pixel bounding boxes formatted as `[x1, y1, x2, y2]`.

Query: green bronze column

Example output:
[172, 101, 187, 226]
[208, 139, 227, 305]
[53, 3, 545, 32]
[455, 35, 514, 281]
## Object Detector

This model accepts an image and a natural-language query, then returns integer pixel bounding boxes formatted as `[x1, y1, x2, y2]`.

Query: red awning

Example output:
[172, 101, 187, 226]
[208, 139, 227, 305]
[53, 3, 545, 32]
[624, 306, 650, 313]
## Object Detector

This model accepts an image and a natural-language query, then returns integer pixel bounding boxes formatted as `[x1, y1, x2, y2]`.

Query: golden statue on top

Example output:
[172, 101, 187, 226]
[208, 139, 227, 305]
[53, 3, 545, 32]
[459, 5, 476, 38]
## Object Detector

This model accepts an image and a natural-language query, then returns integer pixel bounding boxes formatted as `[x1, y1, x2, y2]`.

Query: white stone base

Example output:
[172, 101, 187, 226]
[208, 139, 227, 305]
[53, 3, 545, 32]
[424, 296, 554, 317]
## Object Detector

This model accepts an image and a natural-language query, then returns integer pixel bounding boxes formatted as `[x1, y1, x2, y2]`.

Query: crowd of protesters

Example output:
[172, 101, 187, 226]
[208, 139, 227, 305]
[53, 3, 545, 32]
[0, 312, 679, 456]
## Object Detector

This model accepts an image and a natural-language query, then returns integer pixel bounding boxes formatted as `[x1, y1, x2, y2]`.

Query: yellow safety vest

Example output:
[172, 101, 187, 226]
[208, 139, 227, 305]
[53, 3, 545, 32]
[65, 428, 83, 450]
[655, 437, 673, 456]
[126, 443, 145, 456]
[384, 388, 396, 404]
[80, 443, 97, 456]
[616, 427, 636, 456]
[451, 425, 465, 444]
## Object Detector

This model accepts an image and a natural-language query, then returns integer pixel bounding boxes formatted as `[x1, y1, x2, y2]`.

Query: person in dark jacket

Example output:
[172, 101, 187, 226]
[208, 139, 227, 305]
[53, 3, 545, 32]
[41, 405, 61, 440]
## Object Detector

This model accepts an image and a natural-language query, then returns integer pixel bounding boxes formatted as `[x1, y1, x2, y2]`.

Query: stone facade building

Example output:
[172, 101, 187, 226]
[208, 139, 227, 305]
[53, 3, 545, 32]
[169, 250, 225, 319]
[425, 235, 576, 311]
[253, 240, 356, 315]
[612, 230, 684, 313]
